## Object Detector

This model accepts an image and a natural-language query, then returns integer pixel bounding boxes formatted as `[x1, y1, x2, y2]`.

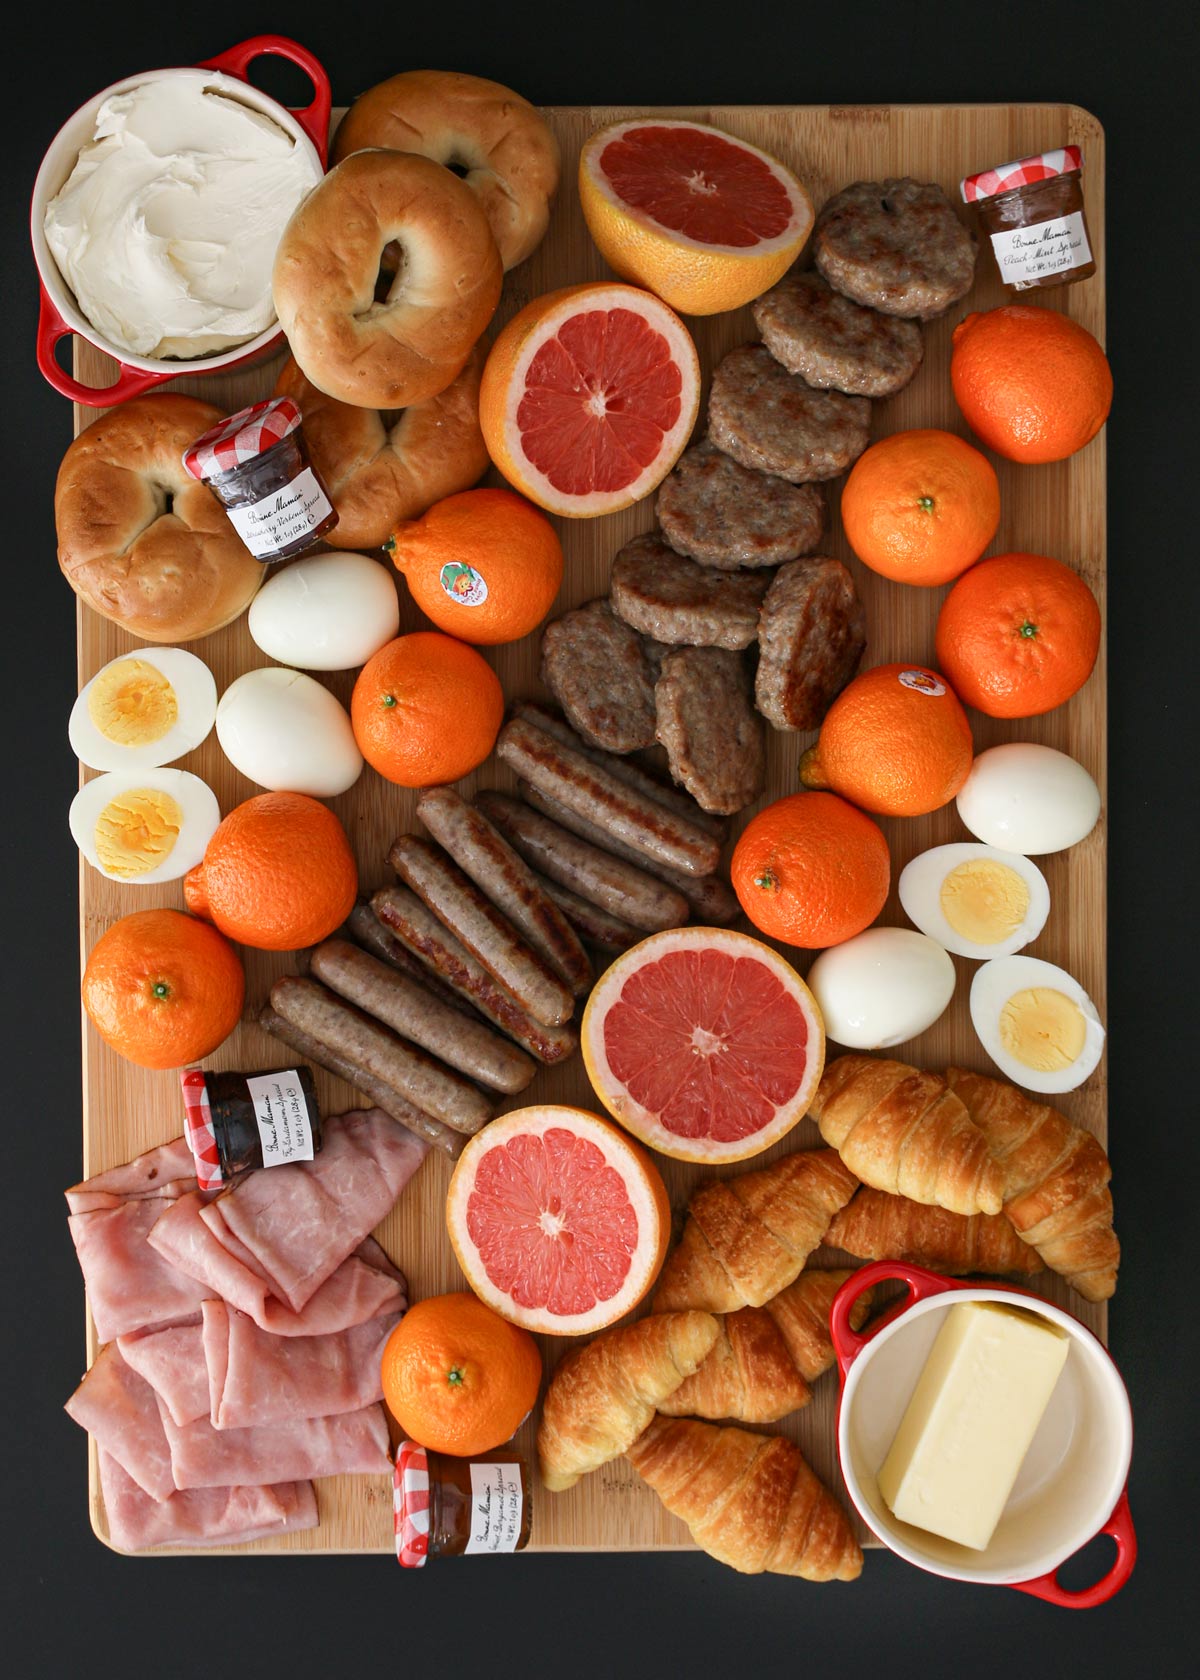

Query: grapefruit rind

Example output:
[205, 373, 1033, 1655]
[581, 926, 827, 1165]
[445, 1104, 670, 1336]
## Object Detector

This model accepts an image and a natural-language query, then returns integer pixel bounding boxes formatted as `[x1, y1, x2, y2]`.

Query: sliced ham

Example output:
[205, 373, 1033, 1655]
[148, 1109, 426, 1319]
[202, 1300, 400, 1430]
[160, 1399, 391, 1488]
[64, 1343, 176, 1502]
[99, 1452, 318, 1552]
[118, 1319, 208, 1427]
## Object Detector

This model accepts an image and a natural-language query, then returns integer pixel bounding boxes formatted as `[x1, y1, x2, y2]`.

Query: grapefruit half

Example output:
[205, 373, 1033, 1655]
[478, 282, 700, 518]
[581, 927, 826, 1164]
[579, 119, 815, 316]
[445, 1105, 670, 1336]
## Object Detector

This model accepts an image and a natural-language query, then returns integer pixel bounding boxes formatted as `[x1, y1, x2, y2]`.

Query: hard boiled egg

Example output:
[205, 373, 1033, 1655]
[899, 843, 1050, 960]
[216, 667, 362, 797]
[970, 955, 1105, 1094]
[69, 649, 217, 771]
[69, 768, 219, 884]
[806, 928, 957, 1050]
[247, 553, 400, 671]
[956, 743, 1100, 855]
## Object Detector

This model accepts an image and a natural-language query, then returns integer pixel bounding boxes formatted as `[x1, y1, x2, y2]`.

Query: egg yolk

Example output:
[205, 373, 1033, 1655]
[998, 987, 1087, 1072]
[87, 660, 178, 746]
[94, 789, 183, 878]
[940, 859, 1030, 947]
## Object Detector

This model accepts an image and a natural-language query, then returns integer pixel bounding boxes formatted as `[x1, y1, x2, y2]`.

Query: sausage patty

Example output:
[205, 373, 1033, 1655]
[708, 345, 871, 483]
[656, 441, 826, 570]
[654, 646, 765, 815]
[813, 179, 976, 320]
[754, 557, 867, 732]
[610, 532, 770, 650]
[752, 269, 924, 398]
[539, 598, 661, 753]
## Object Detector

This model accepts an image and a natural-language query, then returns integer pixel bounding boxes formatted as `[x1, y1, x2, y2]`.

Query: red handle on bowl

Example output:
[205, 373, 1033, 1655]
[830, 1260, 961, 1380]
[1009, 1488, 1136, 1609]
[36, 286, 173, 408]
[199, 35, 331, 162]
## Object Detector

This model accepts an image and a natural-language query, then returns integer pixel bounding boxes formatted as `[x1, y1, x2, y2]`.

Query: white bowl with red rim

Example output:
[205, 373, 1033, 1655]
[831, 1261, 1135, 1607]
[30, 34, 330, 407]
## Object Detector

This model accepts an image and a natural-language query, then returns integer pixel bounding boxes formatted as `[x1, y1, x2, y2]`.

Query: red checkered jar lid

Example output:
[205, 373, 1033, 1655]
[394, 1441, 431, 1567]
[182, 398, 303, 482]
[180, 1067, 224, 1191]
[961, 146, 1084, 204]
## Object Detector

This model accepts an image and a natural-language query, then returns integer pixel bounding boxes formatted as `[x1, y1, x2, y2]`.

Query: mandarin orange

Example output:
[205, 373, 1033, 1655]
[351, 632, 503, 788]
[840, 428, 1001, 587]
[730, 792, 890, 949]
[951, 305, 1113, 464]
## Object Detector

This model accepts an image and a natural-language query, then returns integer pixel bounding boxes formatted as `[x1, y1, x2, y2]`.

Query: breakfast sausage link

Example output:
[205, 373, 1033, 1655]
[389, 834, 574, 1028]
[529, 868, 644, 951]
[268, 975, 493, 1135]
[371, 885, 579, 1066]
[497, 716, 720, 877]
[518, 781, 739, 927]
[416, 785, 591, 996]
[345, 900, 475, 1019]
[309, 938, 536, 1096]
[257, 1006, 465, 1160]
[473, 791, 688, 933]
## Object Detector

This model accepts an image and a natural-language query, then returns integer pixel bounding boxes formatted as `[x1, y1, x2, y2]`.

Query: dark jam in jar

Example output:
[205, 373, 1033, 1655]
[961, 146, 1096, 293]
[182, 397, 338, 563]
[395, 1442, 531, 1566]
[181, 1066, 322, 1190]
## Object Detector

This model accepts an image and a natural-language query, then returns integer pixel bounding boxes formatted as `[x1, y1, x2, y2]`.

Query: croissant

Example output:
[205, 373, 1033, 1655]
[628, 1416, 862, 1581]
[659, 1269, 874, 1423]
[809, 1055, 1004, 1217]
[826, 1187, 1044, 1277]
[652, 1148, 859, 1313]
[537, 1311, 719, 1491]
[945, 1068, 1119, 1302]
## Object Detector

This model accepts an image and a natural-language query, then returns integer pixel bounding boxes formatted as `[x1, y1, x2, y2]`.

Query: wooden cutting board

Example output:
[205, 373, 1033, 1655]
[71, 101, 1106, 1556]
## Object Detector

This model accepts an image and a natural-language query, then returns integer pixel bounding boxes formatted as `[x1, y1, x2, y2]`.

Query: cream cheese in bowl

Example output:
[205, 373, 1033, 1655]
[43, 79, 316, 360]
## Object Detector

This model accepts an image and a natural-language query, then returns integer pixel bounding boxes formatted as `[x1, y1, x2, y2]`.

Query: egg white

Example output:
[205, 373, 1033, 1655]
[247, 552, 400, 671]
[899, 843, 1050, 960]
[69, 768, 220, 885]
[216, 667, 363, 797]
[970, 955, 1105, 1095]
[806, 928, 957, 1050]
[956, 743, 1101, 856]
[69, 648, 217, 771]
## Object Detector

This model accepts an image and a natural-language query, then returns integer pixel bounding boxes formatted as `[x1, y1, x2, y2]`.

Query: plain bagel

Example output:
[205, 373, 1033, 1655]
[272, 149, 503, 410]
[55, 393, 262, 644]
[273, 343, 490, 550]
[332, 70, 560, 270]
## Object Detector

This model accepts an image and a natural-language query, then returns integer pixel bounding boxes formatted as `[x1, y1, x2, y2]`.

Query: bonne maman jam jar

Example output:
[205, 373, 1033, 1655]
[961, 146, 1096, 293]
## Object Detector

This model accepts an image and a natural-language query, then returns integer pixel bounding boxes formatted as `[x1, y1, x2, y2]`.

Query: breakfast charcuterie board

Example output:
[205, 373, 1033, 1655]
[73, 100, 1106, 1555]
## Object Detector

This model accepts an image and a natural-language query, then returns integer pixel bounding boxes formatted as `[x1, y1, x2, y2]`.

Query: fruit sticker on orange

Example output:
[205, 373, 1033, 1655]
[899, 669, 946, 697]
[440, 562, 488, 606]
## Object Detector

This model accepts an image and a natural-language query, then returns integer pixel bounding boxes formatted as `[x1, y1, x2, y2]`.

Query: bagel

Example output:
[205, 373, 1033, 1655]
[272, 149, 503, 410]
[273, 343, 490, 550]
[333, 70, 560, 271]
[55, 394, 262, 644]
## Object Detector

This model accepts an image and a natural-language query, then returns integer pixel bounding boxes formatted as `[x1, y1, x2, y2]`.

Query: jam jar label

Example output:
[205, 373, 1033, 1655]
[989, 212, 1093, 287]
[439, 561, 488, 606]
[464, 1462, 524, 1554]
[226, 467, 334, 561]
[245, 1071, 317, 1168]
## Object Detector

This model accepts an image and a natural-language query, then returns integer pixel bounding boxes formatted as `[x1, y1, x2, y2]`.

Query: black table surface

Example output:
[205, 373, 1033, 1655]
[5, 3, 1197, 1675]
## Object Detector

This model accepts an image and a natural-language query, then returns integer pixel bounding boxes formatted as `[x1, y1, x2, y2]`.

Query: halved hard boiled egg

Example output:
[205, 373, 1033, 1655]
[806, 928, 957, 1050]
[69, 769, 220, 885]
[969, 955, 1105, 1094]
[899, 843, 1050, 961]
[69, 649, 217, 771]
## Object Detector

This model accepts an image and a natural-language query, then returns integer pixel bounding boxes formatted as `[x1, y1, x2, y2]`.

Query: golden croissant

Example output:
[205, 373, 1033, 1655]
[659, 1269, 874, 1424]
[826, 1187, 1044, 1277]
[809, 1055, 1004, 1216]
[946, 1068, 1119, 1301]
[628, 1416, 862, 1581]
[537, 1311, 719, 1491]
[653, 1148, 859, 1314]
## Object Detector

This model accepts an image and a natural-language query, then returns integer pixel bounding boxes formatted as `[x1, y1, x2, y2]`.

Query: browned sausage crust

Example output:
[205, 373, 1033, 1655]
[752, 270, 924, 397]
[813, 179, 976, 321]
[708, 346, 872, 483]
[539, 598, 662, 753]
[654, 647, 766, 816]
[610, 532, 771, 650]
[754, 556, 867, 732]
[656, 441, 826, 570]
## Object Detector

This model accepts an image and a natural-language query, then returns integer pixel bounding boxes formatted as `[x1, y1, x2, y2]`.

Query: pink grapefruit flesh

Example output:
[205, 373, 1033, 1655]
[598, 124, 796, 247]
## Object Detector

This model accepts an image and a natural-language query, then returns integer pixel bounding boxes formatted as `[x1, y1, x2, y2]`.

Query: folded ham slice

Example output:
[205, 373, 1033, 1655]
[202, 1300, 400, 1430]
[99, 1452, 318, 1552]
[148, 1110, 426, 1321]
[160, 1398, 391, 1488]
[118, 1319, 209, 1427]
[65, 1343, 176, 1502]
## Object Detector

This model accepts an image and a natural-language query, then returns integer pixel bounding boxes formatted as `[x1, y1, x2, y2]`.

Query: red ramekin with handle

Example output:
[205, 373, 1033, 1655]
[831, 1260, 1135, 1608]
[30, 35, 330, 407]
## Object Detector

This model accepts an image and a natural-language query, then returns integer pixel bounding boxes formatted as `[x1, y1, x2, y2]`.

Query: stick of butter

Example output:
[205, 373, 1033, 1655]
[877, 1301, 1070, 1551]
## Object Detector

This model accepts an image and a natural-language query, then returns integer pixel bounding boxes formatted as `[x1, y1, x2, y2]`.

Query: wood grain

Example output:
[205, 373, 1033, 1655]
[70, 103, 1106, 1557]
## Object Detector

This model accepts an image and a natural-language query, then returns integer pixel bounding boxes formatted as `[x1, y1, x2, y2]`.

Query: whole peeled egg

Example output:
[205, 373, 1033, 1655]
[956, 743, 1100, 855]
[69, 648, 217, 771]
[216, 668, 362, 797]
[899, 843, 1050, 960]
[69, 768, 220, 884]
[247, 552, 400, 671]
[806, 928, 957, 1049]
[970, 954, 1105, 1094]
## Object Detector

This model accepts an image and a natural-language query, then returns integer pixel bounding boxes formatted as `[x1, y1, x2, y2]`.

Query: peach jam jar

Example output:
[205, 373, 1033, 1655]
[961, 146, 1096, 293]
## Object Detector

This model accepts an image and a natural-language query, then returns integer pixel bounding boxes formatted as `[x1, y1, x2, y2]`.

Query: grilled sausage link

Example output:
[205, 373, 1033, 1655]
[345, 901, 475, 1019]
[529, 868, 644, 951]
